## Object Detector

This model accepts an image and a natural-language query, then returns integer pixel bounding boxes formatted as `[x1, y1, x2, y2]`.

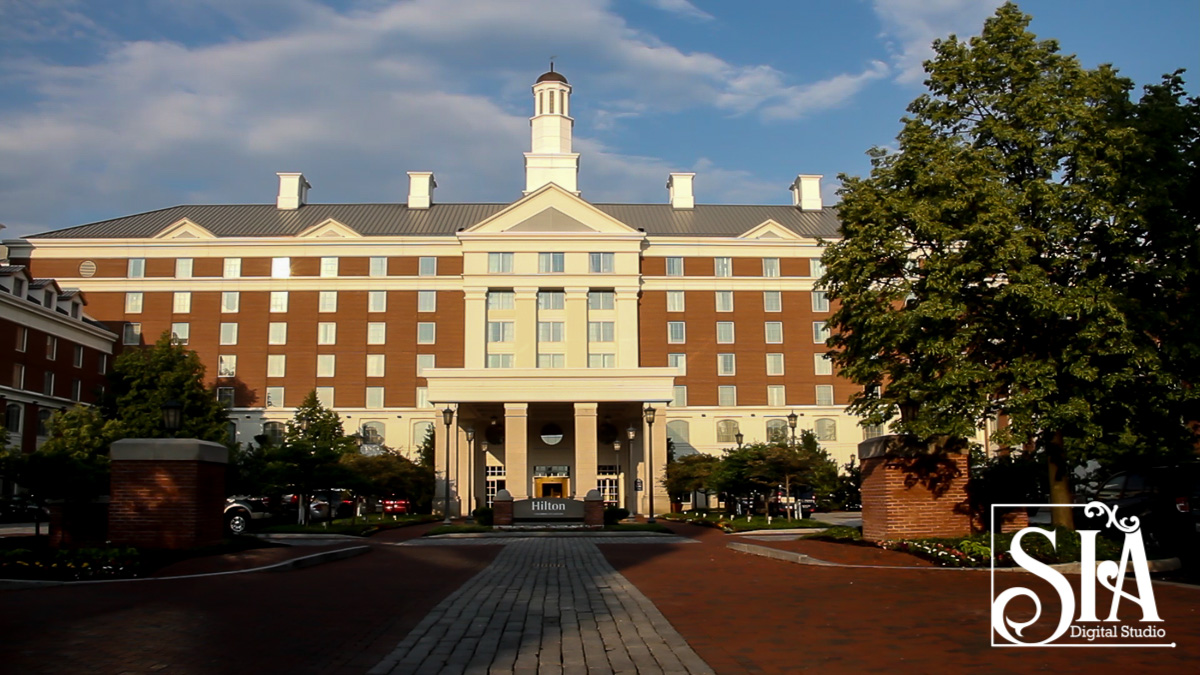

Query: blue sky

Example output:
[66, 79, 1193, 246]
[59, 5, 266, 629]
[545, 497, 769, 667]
[1, 0, 1196, 238]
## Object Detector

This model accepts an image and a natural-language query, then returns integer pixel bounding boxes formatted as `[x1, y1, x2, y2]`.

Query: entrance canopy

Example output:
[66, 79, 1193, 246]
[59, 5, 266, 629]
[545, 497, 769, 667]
[423, 367, 677, 404]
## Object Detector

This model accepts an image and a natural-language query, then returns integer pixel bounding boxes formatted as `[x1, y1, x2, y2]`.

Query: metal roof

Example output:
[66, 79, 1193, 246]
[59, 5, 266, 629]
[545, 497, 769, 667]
[28, 202, 842, 240]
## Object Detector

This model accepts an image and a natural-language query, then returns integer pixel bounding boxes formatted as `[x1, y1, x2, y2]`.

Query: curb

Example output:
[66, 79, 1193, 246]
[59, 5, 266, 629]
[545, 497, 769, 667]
[253, 533, 364, 541]
[0, 545, 371, 590]
[727, 542, 1185, 576]
[426, 530, 677, 539]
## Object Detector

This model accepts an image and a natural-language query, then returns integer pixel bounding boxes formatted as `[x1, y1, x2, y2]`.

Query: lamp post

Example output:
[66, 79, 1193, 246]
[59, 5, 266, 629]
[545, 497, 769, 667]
[161, 400, 182, 438]
[441, 406, 454, 525]
[787, 410, 799, 449]
[735, 431, 744, 450]
[465, 427, 476, 523]
[626, 425, 636, 513]
[644, 406, 657, 524]
[612, 439, 621, 507]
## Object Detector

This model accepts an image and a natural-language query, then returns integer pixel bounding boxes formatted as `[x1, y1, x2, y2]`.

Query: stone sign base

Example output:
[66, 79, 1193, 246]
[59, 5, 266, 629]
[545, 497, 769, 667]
[493, 489, 605, 528]
[859, 435, 972, 542]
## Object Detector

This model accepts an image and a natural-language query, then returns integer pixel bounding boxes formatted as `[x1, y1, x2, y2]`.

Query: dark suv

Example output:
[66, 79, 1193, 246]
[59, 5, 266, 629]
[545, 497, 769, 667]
[1081, 463, 1200, 554]
[224, 495, 274, 535]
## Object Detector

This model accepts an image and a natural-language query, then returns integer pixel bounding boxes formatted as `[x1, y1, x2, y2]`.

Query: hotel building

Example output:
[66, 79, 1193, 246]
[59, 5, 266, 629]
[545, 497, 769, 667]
[6, 70, 868, 515]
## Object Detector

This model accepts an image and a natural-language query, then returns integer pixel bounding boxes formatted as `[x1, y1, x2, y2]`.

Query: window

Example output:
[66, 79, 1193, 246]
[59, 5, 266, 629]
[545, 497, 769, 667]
[415, 354, 434, 375]
[366, 387, 385, 409]
[538, 252, 564, 273]
[268, 322, 287, 345]
[171, 322, 190, 345]
[816, 385, 835, 406]
[668, 353, 687, 375]
[223, 258, 241, 278]
[487, 322, 513, 343]
[367, 322, 386, 345]
[810, 259, 826, 278]
[70, 302, 80, 318]
[123, 323, 141, 345]
[173, 292, 191, 313]
[414, 421, 434, 447]
[11, 364, 24, 390]
[764, 291, 782, 312]
[369, 257, 387, 277]
[219, 323, 238, 345]
[267, 354, 286, 377]
[717, 420, 739, 443]
[667, 420, 690, 446]
[715, 291, 734, 312]
[671, 385, 687, 407]
[217, 387, 235, 408]
[718, 386, 737, 407]
[43, 372, 54, 396]
[588, 321, 614, 342]
[763, 258, 780, 277]
[587, 291, 614, 310]
[666, 257, 684, 276]
[222, 291, 239, 313]
[218, 355, 236, 377]
[417, 322, 435, 344]
[768, 385, 786, 407]
[418, 291, 436, 312]
[419, 257, 437, 276]
[589, 253, 614, 273]
[368, 354, 387, 377]
[538, 291, 565, 310]
[125, 292, 143, 314]
[46, 336, 57, 360]
[666, 291, 685, 312]
[814, 353, 833, 376]
[320, 257, 339, 278]
[765, 322, 784, 344]
[12, 278, 25, 298]
[270, 291, 288, 313]
[488, 252, 513, 273]
[537, 354, 565, 369]
[767, 419, 788, 443]
[43, 289, 54, 308]
[316, 387, 334, 408]
[127, 258, 145, 278]
[863, 423, 886, 441]
[767, 353, 785, 376]
[99, 354, 107, 374]
[317, 322, 337, 345]
[667, 322, 686, 344]
[588, 353, 615, 368]
[816, 418, 837, 441]
[415, 387, 430, 408]
[487, 354, 514, 368]
[718, 353, 736, 376]
[813, 321, 830, 344]
[363, 291, 386, 313]
[271, 257, 291, 278]
[318, 291, 337, 313]
[15, 327, 26, 352]
[176, 258, 193, 279]
[488, 291, 514, 310]
[73, 345, 84, 368]
[714, 257, 732, 277]
[266, 387, 284, 408]
[538, 322, 565, 342]
[263, 422, 285, 446]
[716, 322, 735, 344]
[37, 409, 53, 435]
[812, 291, 830, 312]
[317, 354, 336, 378]
[72, 379, 82, 401]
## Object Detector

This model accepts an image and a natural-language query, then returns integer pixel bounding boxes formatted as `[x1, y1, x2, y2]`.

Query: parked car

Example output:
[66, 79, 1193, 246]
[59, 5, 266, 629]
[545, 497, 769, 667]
[382, 496, 411, 515]
[224, 495, 274, 535]
[1080, 463, 1200, 554]
[0, 495, 50, 523]
[307, 489, 356, 520]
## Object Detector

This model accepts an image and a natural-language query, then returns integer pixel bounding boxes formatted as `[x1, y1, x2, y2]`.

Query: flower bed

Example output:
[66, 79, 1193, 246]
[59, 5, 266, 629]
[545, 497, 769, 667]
[1, 546, 142, 581]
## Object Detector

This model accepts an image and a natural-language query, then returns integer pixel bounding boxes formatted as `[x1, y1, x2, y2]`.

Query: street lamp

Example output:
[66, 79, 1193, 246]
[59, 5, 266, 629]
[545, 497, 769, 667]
[441, 406, 454, 525]
[735, 431, 744, 449]
[787, 410, 799, 449]
[465, 427, 476, 523]
[161, 400, 182, 438]
[626, 425, 636, 514]
[644, 406, 657, 524]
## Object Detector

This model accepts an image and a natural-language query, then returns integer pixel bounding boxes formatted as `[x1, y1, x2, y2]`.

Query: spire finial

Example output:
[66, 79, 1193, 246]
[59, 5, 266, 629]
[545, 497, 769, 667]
[549, 56, 556, 72]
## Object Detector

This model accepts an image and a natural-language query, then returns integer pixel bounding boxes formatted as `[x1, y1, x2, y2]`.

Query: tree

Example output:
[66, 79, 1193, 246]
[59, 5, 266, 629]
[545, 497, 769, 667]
[264, 390, 357, 524]
[340, 450, 429, 504]
[103, 330, 230, 443]
[662, 453, 719, 507]
[0, 406, 121, 504]
[822, 3, 1198, 529]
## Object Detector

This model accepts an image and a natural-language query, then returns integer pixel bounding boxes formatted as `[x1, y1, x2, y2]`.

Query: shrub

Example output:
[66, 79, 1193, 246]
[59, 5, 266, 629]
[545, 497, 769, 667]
[473, 507, 494, 526]
[604, 506, 630, 526]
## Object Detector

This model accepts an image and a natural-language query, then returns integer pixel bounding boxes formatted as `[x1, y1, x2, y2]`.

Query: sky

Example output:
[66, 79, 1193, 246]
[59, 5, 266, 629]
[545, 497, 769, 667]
[0, 0, 1196, 238]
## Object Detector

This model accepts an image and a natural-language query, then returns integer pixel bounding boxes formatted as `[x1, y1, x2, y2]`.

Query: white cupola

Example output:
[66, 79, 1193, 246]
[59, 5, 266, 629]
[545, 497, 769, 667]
[524, 66, 580, 195]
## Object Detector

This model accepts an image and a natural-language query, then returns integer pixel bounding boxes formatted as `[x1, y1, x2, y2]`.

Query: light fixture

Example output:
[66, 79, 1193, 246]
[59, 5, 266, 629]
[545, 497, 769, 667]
[627, 425, 636, 441]
[644, 405, 657, 524]
[442, 406, 454, 524]
[735, 431, 744, 448]
[161, 400, 182, 437]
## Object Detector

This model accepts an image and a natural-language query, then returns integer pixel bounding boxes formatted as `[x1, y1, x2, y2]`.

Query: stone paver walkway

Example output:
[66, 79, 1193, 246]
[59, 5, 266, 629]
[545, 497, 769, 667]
[369, 538, 714, 675]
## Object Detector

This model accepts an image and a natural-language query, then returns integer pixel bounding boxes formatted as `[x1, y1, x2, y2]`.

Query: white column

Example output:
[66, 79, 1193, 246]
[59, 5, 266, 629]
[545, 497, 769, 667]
[505, 403, 529, 499]
[564, 286, 589, 369]
[615, 286, 640, 368]
[513, 287, 539, 369]
[573, 402, 598, 499]
[464, 289, 487, 370]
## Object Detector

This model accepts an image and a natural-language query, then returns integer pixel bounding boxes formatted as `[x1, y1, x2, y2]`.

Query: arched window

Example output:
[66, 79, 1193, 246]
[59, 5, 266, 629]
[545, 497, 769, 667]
[538, 91, 544, 115]
[226, 422, 238, 445]
[549, 90, 555, 114]
[413, 421, 434, 449]
[815, 418, 838, 442]
[262, 421, 285, 447]
[362, 421, 386, 446]
[666, 420, 690, 445]
[766, 419, 788, 444]
[4, 403, 22, 433]
[36, 409, 54, 437]
[716, 419, 739, 444]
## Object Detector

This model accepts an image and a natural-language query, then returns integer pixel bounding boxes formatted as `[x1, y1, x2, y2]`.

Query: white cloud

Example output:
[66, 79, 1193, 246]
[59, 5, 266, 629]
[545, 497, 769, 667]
[871, 0, 1003, 83]
[642, 0, 714, 22]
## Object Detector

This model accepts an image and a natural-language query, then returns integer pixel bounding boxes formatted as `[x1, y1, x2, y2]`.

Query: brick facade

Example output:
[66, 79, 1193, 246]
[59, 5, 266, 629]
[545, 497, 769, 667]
[859, 435, 973, 542]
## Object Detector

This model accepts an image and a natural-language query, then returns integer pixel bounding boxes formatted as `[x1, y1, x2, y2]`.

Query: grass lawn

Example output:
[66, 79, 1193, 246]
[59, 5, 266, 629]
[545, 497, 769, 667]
[660, 512, 833, 532]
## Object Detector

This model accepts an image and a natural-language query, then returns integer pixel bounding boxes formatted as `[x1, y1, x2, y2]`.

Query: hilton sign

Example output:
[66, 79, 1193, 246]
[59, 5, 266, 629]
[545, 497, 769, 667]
[512, 498, 585, 521]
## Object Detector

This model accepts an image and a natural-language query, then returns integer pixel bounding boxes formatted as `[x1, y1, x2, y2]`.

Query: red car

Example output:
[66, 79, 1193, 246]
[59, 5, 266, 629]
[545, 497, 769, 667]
[382, 497, 411, 514]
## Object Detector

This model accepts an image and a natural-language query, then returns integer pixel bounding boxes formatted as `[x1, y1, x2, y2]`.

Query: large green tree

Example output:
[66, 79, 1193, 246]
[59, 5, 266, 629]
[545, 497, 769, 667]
[822, 3, 1198, 528]
[264, 390, 358, 523]
[0, 406, 120, 503]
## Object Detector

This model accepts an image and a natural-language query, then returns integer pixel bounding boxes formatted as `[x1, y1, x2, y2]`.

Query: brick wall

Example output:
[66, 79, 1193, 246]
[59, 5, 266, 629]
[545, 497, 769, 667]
[861, 447, 972, 542]
[108, 440, 228, 549]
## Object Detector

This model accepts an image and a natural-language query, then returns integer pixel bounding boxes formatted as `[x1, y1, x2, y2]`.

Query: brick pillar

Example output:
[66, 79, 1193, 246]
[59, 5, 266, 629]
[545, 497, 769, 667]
[493, 489, 514, 526]
[860, 435, 972, 542]
[584, 489, 604, 528]
[108, 438, 228, 550]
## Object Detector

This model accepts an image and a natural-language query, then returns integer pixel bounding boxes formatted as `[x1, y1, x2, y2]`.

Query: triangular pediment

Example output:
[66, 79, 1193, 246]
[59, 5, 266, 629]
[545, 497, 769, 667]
[297, 219, 361, 239]
[154, 219, 216, 240]
[738, 219, 803, 240]
[465, 183, 638, 235]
